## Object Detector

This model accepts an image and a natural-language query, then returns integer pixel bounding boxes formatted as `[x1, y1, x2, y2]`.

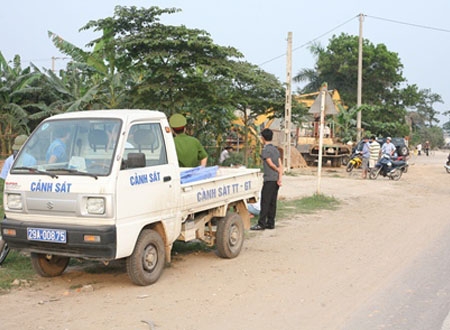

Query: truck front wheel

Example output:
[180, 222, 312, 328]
[126, 229, 165, 286]
[216, 213, 244, 259]
[31, 253, 70, 277]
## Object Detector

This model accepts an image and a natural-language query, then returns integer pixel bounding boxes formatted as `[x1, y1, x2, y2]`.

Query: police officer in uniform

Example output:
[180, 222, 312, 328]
[169, 114, 208, 167]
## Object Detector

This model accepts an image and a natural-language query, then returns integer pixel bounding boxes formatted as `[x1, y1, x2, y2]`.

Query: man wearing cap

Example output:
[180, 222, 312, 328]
[381, 137, 396, 156]
[1, 134, 29, 180]
[169, 114, 208, 167]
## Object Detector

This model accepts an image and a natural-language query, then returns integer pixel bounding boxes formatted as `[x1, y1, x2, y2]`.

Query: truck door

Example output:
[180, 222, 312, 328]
[115, 121, 178, 254]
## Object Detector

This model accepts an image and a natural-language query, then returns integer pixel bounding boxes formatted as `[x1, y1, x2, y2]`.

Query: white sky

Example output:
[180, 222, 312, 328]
[1, 0, 449, 124]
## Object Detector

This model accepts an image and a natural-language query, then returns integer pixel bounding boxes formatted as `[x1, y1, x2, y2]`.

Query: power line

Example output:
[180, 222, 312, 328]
[292, 15, 358, 52]
[258, 13, 450, 68]
[258, 15, 358, 67]
[365, 15, 450, 33]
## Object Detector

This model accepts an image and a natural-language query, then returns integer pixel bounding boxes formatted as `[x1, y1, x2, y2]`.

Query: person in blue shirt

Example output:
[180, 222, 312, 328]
[360, 136, 370, 179]
[381, 137, 396, 156]
[46, 128, 71, 163]
[0, 135, 28, 180]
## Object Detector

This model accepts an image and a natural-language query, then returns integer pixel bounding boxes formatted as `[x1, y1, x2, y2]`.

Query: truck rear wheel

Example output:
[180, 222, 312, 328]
[126, 229, 165, 286]
[31, 253, 70, 277]
[216, 213, 244, 259]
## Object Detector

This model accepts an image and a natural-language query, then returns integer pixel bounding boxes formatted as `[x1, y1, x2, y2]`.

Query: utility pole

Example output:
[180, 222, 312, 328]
[51, 56, 68, 72]
[356, 13, 364, 141]
[284, 32, 293, 172]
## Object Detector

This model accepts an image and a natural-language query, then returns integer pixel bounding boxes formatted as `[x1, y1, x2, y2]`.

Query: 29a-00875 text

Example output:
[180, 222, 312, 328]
[27, 228, 67, 243]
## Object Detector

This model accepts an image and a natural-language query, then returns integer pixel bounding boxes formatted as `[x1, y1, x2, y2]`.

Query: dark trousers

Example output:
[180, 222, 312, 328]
[257, 181, 280, 228]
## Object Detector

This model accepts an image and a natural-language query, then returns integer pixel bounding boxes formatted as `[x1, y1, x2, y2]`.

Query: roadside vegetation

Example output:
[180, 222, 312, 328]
[276, 194, 339, 219]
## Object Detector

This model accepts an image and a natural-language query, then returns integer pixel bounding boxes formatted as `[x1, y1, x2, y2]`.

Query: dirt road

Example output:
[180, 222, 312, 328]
[1, 151, 449, 330]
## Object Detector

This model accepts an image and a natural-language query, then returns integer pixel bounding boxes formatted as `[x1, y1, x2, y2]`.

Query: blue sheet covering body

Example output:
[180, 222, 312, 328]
[180, 166, 219, 184]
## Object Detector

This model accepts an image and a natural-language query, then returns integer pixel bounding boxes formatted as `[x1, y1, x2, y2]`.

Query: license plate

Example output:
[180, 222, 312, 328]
[27, 228, 67, 243]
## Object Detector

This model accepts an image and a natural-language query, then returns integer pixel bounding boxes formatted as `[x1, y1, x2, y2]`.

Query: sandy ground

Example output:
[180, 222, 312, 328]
[0, 151, 449, 330]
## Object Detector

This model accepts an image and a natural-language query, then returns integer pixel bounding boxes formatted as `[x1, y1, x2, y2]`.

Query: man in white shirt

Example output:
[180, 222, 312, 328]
[219, 146, 232, 164]
[381, 137, 396, 156]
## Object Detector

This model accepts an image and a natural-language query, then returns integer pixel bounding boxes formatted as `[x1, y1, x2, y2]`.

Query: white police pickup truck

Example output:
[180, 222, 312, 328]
[1, 110, 261, 285]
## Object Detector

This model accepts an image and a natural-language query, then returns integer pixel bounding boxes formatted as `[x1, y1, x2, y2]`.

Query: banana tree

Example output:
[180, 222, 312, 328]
[47, 30, 131, 111]
[0, 52, 41, 155]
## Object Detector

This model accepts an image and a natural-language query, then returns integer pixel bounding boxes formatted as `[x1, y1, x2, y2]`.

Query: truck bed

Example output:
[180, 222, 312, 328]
[179, 167, 262, 217]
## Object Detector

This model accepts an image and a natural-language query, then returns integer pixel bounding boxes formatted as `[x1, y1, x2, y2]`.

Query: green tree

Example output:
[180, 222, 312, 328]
[227, 61, 284, 165]
[80, 6, 243, 116]
[295, 33, 443, 138]
[334, 105, 359, 143]
[358, 104, 409, 138]
[76, 6, 285, 164]
[410, 126, 445, 148]
[47, 31, 132, 111]
[443, 121, 450, 134]
[0, 52, 41, 154]
[17, 6, 284, 162]
[414, 88, 443, 127]
[294, 42, 324, 93]
[309, 33, 405, 107]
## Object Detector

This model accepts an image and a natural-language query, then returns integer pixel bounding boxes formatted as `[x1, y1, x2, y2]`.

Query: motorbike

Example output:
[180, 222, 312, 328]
[445, 153, 450, 174]
[369, 154, 408, 181]
[346, 153, 363, 172]
[0, 234, 10, 265]
[0, 216, 10, 264]
[391, 154, 408, 173]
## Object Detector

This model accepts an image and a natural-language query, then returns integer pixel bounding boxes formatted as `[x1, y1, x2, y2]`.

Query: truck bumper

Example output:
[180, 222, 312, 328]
[1, 217, 117, 259]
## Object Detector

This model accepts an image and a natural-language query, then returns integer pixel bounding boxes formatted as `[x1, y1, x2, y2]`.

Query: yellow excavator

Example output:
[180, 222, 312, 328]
[229, 89, 351, 167]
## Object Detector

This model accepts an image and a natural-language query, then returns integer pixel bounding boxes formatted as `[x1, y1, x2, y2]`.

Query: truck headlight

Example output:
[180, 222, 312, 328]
[7, 193, 23, 210]
[86, 197, 105, 215]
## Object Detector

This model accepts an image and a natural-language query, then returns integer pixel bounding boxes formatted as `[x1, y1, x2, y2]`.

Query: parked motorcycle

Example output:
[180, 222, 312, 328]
[391, 154, 408, 173]
[445, 153, 450, 174]
[346, 153, 363, 172]
[369, 154, 408, 181]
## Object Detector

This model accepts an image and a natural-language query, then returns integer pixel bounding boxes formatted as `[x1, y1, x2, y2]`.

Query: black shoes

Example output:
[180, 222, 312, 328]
[250, 224, 275, 230]
[250, 224, 265, 231]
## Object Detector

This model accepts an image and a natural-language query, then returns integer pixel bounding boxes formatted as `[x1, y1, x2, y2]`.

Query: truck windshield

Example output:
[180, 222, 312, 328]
[11, 118, 122, 176]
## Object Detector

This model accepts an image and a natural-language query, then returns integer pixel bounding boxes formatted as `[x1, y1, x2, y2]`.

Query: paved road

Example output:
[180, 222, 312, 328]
[340, 151, 450, 330]
[341, 222, 450, 330]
